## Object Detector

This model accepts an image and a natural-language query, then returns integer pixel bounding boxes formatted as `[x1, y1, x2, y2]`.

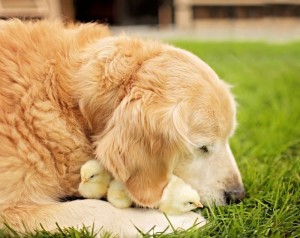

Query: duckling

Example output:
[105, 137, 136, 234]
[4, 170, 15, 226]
[107, 179, 133, 208]
[158, 175, 203, 214]
[78, 159, 112, 199]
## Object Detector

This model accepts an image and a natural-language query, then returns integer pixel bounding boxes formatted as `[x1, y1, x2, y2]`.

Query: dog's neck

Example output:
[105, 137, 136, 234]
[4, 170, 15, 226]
[68, 36, 164, 137]
[69, 59, 124, 136]
[69, 38, 138, 136]
[50, 37, 116, 139]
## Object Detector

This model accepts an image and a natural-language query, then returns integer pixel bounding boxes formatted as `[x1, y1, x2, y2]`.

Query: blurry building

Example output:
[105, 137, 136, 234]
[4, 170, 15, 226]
[0, 0, 62, 19]
[0, 0, 161, 25]
[174, 0, 300, 28]
[74, 0, 160, 25]
[0, 0, 299, 27]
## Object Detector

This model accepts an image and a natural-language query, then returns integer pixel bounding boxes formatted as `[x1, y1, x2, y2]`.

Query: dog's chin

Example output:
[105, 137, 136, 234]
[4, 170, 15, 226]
[198, 191, 227, 207]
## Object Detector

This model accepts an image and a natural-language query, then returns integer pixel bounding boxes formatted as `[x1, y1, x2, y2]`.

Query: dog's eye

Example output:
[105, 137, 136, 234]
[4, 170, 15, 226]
[199, 146, 209, 153]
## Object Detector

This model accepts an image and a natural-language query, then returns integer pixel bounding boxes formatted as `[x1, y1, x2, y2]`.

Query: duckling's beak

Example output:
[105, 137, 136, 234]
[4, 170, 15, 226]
[194, 201, 203, 208]
[81, 178, 88, 183]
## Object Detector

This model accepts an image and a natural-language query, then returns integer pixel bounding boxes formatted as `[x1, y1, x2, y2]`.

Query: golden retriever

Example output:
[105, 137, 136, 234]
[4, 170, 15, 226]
[0, 19, 244, 236]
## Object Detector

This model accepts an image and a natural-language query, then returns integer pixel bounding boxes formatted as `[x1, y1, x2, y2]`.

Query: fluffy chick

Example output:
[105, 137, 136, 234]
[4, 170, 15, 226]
[78, 159, 112, 199]
[107, 179, 133, 208]
[158, 175, 203, 215]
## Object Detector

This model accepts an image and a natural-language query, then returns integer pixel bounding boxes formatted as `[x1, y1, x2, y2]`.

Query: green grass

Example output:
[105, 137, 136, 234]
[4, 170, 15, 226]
[1, 41, 299, 237]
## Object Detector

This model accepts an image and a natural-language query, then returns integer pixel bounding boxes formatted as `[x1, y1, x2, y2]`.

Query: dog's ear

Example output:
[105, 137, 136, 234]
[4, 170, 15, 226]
[94, 92, 184, 207]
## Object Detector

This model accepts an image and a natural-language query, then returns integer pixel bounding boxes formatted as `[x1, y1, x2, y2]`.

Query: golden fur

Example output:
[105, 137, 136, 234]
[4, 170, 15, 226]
[0, 19, 243, 235]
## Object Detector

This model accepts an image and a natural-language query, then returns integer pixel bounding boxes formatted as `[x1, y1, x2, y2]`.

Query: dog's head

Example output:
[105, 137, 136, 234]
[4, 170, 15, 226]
[80, 36, 244, 207]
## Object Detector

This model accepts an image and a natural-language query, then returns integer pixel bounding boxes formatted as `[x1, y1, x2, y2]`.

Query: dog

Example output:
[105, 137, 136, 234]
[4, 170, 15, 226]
[0, 19, 244, 236]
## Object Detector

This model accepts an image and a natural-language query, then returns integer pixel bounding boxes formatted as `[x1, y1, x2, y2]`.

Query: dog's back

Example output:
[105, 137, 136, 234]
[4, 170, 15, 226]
[0, 19, 108, 229]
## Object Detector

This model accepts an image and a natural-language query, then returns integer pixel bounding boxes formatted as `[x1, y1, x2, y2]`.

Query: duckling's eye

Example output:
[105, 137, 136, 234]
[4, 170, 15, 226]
[199, 145, 209, 153]
[187, 202, 194, 205]
[89, 175, 95, 179]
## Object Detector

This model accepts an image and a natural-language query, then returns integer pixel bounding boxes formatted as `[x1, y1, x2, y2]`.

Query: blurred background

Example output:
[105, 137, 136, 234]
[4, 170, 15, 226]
[0, 0, 299, 41]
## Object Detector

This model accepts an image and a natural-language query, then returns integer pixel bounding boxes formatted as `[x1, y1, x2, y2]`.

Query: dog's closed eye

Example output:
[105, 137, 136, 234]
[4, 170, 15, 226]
[199, 146, 209, 153]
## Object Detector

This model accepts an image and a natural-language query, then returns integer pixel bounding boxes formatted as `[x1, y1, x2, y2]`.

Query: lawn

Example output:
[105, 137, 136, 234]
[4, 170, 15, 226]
[2, 41, 300, 237]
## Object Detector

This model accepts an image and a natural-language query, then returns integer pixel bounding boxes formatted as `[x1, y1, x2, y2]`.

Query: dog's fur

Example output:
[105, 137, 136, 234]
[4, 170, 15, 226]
[0, 19, 243, 236]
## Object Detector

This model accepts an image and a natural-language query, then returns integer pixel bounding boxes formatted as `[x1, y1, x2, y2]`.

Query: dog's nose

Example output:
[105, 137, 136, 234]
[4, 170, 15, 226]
[224, 187, 245, 204]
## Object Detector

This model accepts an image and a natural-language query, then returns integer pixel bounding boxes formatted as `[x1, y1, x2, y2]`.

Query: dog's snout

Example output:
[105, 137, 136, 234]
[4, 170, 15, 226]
[224, 187, 245, 204]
